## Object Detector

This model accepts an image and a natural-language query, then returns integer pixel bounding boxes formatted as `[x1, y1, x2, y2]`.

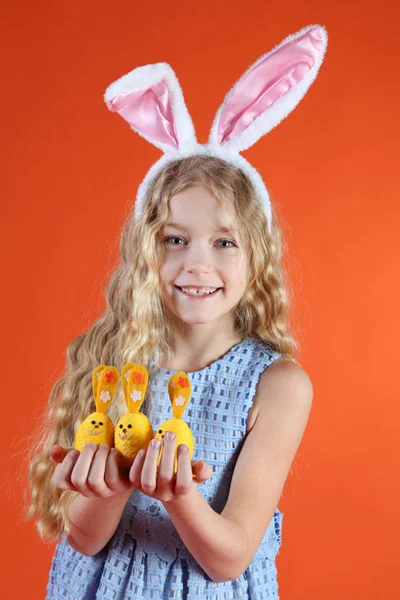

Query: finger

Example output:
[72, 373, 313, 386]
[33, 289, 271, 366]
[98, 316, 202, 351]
[129, 449, 147, 487]
[105, 448, 128, 492]
[175, 444, 193, 495]
[141, 438, 161, 495]
[193, 460, 213, 483]
[158, 431, 176, 489]
[86, 444, 112, 496]
[70, 443, 98, 497]
[51, 449, 80, 490]
[50, 445, 73, 464]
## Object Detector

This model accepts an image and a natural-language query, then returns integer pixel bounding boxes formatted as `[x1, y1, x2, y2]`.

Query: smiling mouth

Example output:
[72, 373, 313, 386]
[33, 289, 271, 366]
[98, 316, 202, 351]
[175, 286, 221, 297]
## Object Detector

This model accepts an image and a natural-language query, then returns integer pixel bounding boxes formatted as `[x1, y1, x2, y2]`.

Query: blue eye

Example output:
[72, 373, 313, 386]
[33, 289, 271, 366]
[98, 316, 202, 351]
[217, 239, 236, 248]
[165, 236, 185, 245]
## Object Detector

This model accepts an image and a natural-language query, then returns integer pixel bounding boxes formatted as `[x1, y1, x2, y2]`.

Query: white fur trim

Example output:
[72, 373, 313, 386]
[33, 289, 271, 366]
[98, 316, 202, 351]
[135, 143, 272, 231]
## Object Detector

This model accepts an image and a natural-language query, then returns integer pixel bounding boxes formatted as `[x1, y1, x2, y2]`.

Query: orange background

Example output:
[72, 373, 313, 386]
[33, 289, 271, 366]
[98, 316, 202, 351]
[1, 1, 399, 598]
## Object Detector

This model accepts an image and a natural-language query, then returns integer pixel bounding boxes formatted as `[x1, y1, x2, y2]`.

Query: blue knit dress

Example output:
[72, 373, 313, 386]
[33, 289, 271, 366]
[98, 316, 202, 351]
[46, 336, 284, 599]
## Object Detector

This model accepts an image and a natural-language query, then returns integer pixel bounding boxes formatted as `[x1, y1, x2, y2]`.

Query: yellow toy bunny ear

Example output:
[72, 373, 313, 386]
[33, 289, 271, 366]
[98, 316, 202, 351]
[114, 363, 154, 466]
[155, 372, 194, 474]
[123, 362, 148, 413]
[74, 365, 120, 452]
[168, 372, 192, 418]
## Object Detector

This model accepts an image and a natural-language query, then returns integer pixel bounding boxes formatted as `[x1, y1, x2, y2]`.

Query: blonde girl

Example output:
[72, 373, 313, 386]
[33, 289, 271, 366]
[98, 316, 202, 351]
[28, 24, 327, 600]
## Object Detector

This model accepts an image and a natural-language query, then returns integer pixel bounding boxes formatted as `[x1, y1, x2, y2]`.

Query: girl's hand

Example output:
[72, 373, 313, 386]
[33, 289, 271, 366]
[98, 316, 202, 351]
[50, 443, 135, 498]
[129, 431, 213, 503]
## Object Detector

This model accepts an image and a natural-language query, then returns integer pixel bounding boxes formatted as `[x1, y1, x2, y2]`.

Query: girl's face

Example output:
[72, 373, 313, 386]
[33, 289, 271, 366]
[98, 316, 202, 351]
[158, 186, 248, 327]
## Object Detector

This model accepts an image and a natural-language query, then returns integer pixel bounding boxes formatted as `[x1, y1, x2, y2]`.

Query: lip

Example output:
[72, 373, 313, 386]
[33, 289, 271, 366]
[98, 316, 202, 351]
[175, 285, 221, 289]
[174, 285, 221, 299]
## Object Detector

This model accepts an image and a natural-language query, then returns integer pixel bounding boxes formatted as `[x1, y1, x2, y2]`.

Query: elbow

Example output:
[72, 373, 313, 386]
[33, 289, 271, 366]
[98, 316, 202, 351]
[209, 569, 246, 584]
[206, 561, 247, 583]
[206, 525, 249, 582]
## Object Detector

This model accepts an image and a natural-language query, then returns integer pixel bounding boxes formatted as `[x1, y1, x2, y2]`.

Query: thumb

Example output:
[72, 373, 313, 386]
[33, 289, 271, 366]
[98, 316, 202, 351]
[192, 459, 213, 483]
[49, 445, 76, 464]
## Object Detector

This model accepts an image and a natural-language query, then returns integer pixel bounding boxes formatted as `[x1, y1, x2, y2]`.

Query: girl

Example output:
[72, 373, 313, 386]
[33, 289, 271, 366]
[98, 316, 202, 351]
[27, 24, 327, 600]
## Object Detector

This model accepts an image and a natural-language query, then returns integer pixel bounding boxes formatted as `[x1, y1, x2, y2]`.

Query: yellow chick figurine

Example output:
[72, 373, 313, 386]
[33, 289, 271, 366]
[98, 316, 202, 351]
[155, 372, 194, 473]
[74, 365, 120, 451]
[114, 363, 154, 466]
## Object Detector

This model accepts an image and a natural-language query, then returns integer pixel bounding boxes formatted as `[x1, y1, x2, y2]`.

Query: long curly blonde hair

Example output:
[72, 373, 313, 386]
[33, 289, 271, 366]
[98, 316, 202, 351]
[26, 155, 301, 542]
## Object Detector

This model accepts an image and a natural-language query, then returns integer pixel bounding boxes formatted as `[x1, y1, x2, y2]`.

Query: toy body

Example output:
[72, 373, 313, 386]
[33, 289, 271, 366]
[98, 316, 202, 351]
[74, 411, 114, 449]
[114, 363, 154, 466]
[155, 372, 194, 473]
[74, 365, 120, 452]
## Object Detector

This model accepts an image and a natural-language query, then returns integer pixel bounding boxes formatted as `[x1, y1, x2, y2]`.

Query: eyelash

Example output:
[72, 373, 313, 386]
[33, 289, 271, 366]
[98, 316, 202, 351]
[164, 236, 237, 248]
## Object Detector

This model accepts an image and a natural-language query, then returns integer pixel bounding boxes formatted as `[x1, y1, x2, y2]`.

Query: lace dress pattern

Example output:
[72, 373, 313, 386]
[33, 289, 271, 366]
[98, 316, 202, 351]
[46, 337, 284, 599]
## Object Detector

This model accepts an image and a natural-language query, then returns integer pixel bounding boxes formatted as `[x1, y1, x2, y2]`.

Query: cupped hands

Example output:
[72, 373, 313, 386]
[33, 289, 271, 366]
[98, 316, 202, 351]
[50, 433, 212, 503]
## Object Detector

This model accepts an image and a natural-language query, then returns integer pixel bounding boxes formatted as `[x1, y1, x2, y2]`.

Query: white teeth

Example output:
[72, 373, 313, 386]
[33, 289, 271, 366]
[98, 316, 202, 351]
[180, 286, 218, 296]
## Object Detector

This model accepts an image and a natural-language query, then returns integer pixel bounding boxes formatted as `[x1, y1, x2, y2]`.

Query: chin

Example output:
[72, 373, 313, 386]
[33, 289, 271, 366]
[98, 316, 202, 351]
[172, 308, 231, 326]
[181, 316, 219, 325]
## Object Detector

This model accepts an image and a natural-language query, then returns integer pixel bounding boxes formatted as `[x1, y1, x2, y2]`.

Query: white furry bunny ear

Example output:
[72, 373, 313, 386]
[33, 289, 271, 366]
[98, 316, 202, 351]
[208, 24, 328, 152]
[104, 63, 197, 153]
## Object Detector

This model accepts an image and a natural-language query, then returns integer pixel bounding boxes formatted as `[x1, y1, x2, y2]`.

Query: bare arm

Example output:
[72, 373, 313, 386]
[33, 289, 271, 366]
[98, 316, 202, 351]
[135, 359, 313, 582]
[67, 488, 133, 556]
[51, 442, 213, 557]
[51, 444, 135, 556]
[163, 487, 248, 582]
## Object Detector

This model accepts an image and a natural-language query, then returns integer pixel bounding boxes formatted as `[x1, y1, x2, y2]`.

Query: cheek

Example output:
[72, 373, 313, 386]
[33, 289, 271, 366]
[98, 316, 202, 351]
[160, 262, 173, 283]
[159, 257, 177, 282]
[222, 252, 248, 279]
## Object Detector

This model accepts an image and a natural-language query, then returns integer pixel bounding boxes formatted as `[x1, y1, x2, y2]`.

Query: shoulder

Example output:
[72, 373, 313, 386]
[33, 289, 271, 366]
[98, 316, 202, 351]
[247, 355, 313, 433]
[261, 356, 313, 398]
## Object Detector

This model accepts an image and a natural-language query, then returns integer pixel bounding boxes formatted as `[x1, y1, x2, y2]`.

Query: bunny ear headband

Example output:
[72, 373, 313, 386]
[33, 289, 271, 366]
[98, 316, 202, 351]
[104, 24, 328, 232]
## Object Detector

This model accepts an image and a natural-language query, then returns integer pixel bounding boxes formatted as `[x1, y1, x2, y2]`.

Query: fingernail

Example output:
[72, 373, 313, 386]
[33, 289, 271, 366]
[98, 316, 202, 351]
[151, 439, 161, 449]
[165, 431, 176, 441]
[178, 444, 188, 454]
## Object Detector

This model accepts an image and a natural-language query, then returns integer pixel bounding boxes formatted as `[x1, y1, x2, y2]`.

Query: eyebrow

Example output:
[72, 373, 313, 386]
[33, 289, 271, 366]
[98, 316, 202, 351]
[164, 222, 237, 234]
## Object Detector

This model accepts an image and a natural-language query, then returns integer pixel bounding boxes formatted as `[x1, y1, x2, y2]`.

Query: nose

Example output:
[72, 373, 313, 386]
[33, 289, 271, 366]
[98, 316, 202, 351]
[123, 428, 126, 433]
[95, 425, 99, 429]
[183, 244, 213, 275]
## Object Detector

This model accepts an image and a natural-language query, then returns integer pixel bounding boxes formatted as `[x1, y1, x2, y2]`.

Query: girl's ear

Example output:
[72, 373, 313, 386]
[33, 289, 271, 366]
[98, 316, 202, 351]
[208, 24, 328, 153]
[168, 372, 192, 419]
[125, 363, 149, 413]
[94, 366, 120, 414]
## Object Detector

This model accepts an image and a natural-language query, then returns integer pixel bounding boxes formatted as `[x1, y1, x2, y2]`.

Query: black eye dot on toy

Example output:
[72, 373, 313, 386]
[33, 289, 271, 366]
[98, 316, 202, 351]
[158, 429, 163, 434]
[128, 424, 132, 428]
[119, 424, 123, 429]
[99, 422, 103, 426]
[91, 420, 96, 425]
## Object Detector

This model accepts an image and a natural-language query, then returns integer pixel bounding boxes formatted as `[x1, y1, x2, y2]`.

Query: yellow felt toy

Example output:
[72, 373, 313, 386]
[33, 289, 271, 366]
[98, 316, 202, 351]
[114, 363, 154, 466]
[155, 372, 194, 473]
[74, 365, 120, 451]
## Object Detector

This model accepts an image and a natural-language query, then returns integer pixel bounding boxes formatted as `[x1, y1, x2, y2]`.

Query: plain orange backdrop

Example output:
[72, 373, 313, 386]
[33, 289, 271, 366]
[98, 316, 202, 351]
[1, 1, 399, 598]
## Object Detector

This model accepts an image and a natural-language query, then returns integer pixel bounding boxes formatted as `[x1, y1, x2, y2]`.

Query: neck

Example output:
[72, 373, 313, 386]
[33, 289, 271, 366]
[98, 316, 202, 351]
[161, 313, 244, 372]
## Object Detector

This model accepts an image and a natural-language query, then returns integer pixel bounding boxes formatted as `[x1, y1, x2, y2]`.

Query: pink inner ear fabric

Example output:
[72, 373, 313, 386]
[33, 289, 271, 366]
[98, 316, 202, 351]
[218, 27, 324, 144]
[106, 79, 179, 148]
